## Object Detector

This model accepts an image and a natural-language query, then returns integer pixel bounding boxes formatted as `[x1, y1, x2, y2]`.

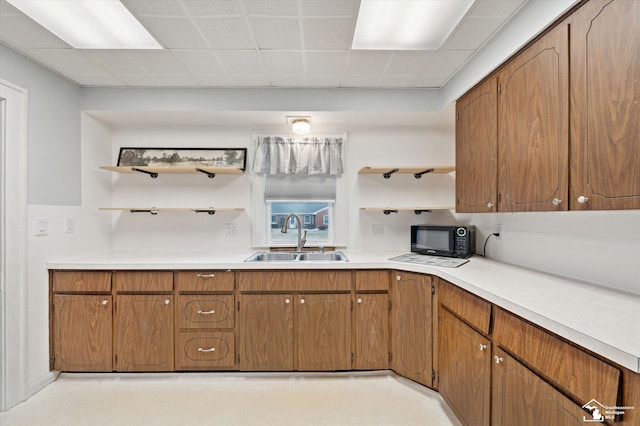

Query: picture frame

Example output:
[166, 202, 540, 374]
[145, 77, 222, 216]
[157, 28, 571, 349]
[116, 147, 247, 170]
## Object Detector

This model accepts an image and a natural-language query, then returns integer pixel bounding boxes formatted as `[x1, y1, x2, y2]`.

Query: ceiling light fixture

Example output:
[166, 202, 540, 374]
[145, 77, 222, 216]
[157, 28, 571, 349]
[6, 0, 162, 49]
[287, 117, 311, 135]
[352, 0, 475, 50]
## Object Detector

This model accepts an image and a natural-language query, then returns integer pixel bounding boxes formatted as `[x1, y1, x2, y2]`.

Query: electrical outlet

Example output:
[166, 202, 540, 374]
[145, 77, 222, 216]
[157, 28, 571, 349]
[65, 217, 75, 234]
[371, 224, 383, 237]
[495, 223, 503, 237]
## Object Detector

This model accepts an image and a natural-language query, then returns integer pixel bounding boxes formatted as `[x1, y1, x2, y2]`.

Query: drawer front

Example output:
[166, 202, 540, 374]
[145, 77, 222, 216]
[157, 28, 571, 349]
[52, 271, 112, 293]
[176, 331, 235, 369]
[175, 270, 234, 292]
[355, 270, 389, 291]
[238, 271, 352, 292]
[439, 279, 491, 335]
[493, 308, 620, 409]
[177, 295, 235, 329]
[114, 271, 173, 293]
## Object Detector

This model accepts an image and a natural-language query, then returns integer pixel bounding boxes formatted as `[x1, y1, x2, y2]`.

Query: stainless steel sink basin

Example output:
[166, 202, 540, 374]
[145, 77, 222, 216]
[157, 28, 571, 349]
[245, 251, 348, 262]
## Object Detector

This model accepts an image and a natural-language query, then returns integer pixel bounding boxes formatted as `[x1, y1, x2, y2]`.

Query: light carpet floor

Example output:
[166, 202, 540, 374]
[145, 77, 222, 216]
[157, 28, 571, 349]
[0, 371, 461, 425]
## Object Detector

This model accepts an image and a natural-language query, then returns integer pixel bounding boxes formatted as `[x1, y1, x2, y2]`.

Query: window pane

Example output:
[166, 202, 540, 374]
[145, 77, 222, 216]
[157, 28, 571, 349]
[269, 201, 332, 243]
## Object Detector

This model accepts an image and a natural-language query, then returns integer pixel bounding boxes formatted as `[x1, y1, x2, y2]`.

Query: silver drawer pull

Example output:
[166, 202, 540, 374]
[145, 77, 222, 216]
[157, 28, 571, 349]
[198, 347, 216, 353]
[197, 309, 216, 315]
[197, 273, 216, 278]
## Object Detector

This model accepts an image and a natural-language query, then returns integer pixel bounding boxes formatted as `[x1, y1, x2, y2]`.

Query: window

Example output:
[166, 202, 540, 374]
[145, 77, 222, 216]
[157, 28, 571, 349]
[267, 200, 334, 244]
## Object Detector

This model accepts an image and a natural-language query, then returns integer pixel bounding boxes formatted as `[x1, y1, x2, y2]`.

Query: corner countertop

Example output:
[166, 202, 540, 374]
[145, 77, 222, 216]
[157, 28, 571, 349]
[47, 250, 640, 374]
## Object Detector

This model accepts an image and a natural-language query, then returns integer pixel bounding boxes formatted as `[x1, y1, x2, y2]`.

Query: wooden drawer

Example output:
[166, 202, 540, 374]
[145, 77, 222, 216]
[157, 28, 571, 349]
[114, 271, 173, 293]
[238, 271, 352, 292]
[439, 279, 491, 335]
[175, 270, 234, 292]
[493, 308, 620, 410]
[177, 295, 235, 330]
[175, 331, 235, 370]
[355, 270, 389, 291]
[52, 271, 111, 293]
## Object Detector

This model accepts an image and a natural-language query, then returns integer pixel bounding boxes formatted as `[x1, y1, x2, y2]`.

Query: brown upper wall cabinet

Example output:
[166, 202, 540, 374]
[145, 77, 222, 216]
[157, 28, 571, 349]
[456, 0, 640, 212]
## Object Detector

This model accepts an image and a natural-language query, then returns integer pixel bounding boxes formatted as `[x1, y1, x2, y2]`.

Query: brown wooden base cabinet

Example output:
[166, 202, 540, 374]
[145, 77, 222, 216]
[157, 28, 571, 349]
[354, 271, 390, 370]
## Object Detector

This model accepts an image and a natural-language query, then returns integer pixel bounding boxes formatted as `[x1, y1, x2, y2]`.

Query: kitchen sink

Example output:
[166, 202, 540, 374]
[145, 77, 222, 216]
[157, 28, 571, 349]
[244, 251, 348, 262]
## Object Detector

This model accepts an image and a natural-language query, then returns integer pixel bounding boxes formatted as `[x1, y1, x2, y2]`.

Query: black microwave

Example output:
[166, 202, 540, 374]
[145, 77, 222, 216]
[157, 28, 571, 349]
[410, 225, 475, 258]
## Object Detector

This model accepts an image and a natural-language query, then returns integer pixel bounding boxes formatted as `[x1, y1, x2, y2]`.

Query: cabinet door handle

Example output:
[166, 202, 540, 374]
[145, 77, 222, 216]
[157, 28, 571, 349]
[300, 298, 305, 304]
[285, 298, 291, 304]
[395, 275, 401, 281]
[198, 347, 216, 353]
[196, 273, 216, 278]
[100, 300, 108, 306]
[197, 309, 216, 315]
[552, 198, 562, 206]
[479, 344, 487, 351]
[164, 299, 170, 305]
[357, 297, 362, 304]
[494, 355, 504, 364]
[486, 202, 494, 209]
[577, 196, 589, 204]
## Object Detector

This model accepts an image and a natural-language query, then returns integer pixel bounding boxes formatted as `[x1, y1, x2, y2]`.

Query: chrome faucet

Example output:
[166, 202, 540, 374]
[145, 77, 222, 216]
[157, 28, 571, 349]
[281, 213, 307, 252]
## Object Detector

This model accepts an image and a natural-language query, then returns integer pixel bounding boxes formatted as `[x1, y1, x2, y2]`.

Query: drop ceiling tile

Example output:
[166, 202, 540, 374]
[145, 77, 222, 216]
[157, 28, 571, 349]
[250, 17, 302, 49]
[137, 16, 208, 49]
[243, 0, 298, 17]
[305, 51, 347, 75]
[128, 50, 188, 74]
[385, 51, 436, 75]
[445, 16, 508, 50]
[217, 50, 264, 74]
[470, 0, 527, 17]
[193, 74, 234, 86]
[66, 73, 125, 86]
[182, 0, 244, 16]
[305, 75, 342, 87]
[229, 74, 271, 87]
[261, 51, 304, 74]
[269, 75, 307, 87]
[195, 17, 256, 49]
[154, 74, 199, 86]
[0, 15, 70, 48]
[23, 49, 106, 75]
[121, 0, 186, 16]
[341, 75, 381, 88]
[379, 75, 420, 88]
[423, 50, 474, 76]
[346, 51, 392, 75]
[171, 50, 226, 74]
[82, 51, 147, 74]
[302, 17, 353, 49]
[300, 0, 359, 17]
[112, 74, 160, 86]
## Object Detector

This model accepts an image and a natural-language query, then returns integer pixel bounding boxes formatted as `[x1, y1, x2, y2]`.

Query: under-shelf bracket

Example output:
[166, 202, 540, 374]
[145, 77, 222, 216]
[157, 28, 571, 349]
[414, 168, 435, 179]
[195, 168, 216, 179]
[131, 167, 158, 179]
[383, 168, 399, 179]
[194, 209, 216, 215]
[383, 209, 399, 215]
[130, 209, 159, 215]
[414, 209, 433, 215]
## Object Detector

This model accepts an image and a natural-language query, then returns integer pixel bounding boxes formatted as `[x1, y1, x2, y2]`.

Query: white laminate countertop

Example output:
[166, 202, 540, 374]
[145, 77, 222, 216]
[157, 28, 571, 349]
[47, 250, 640, 374]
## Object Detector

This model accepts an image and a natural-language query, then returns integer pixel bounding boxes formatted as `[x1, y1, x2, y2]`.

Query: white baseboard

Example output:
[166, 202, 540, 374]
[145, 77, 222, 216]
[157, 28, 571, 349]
[27, 371, 59, 398]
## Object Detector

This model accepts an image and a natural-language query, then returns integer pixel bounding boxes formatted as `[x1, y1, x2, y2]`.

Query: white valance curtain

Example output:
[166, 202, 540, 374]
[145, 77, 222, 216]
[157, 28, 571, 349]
[253, 136, 344, 175]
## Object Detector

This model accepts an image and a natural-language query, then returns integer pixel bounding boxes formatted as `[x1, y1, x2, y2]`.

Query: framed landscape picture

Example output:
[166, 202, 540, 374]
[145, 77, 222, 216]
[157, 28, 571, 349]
[117, 147, 247, 170]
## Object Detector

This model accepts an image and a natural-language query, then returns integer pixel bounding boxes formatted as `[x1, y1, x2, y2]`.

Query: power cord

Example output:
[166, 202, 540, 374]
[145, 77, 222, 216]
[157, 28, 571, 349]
[481, 232, 500, 257]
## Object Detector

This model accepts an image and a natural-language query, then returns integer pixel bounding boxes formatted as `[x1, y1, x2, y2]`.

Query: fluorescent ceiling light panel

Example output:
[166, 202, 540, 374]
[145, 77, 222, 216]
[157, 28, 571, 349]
[6, 0, 162, 49]
[352, 0, 475, 50]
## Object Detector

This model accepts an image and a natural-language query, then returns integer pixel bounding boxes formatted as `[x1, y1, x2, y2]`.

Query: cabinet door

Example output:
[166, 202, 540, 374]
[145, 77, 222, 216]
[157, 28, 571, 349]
[240, 294, 294, 371]
[497, 23, 569, 211]
[492, 348, 586, 426]
[115, 295, 174, 371]
[52, 295, 112, 372]
[569, 0, 640, 210]
[297, 293, 351, 371]
[354, 293, 389, 370]
[390, 272, 433, 386]
[456, 77, 498, 213]
[438, 308, 490, 426]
